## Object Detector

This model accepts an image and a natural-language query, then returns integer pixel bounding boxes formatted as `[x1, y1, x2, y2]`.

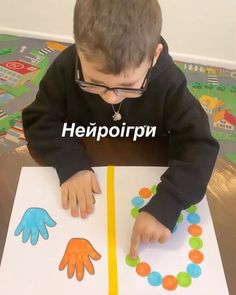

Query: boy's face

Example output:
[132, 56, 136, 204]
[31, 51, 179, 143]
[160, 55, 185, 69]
[78, 44, 163, 104]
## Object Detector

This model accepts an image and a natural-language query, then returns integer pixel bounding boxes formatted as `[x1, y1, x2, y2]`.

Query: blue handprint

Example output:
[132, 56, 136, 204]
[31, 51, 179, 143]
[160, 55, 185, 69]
[14, 208, 57, 245]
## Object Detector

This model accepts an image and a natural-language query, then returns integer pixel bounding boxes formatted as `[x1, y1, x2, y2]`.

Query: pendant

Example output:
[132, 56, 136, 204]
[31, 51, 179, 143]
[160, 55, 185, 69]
[112, 112, 122, 121]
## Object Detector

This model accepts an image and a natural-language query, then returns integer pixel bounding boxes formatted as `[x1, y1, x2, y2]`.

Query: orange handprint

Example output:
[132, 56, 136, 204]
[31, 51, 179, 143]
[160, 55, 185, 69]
[59, 238, 102, 281]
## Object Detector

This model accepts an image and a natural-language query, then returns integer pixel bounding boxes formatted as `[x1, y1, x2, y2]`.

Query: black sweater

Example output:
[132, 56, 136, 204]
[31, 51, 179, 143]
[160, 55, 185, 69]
[22, 38, 219, 232]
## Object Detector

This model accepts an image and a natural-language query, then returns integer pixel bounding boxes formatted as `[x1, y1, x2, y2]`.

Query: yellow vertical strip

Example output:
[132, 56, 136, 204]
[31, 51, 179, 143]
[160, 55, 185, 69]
[107, 166, 118, 295]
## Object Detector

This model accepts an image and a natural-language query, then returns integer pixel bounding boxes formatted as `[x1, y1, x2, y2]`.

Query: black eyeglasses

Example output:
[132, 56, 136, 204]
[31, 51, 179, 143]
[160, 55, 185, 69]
[75, 54, 153, 98]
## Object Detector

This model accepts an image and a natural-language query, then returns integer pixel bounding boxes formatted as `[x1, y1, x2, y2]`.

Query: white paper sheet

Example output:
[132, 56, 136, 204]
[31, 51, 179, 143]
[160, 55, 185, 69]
[0, 167, 229, 294]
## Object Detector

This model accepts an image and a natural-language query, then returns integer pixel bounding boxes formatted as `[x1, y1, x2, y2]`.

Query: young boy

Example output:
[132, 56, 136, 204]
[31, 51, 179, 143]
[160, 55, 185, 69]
[22, 0, 219, 259]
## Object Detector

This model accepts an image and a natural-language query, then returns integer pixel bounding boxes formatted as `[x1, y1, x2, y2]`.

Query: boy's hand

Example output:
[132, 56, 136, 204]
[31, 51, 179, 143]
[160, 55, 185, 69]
[129, 212, 171, 259]
[61, 170, 101, 218]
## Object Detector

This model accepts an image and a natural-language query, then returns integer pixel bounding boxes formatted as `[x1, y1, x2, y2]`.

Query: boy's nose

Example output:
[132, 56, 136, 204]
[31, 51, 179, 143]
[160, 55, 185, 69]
[100, 90, 121, 104]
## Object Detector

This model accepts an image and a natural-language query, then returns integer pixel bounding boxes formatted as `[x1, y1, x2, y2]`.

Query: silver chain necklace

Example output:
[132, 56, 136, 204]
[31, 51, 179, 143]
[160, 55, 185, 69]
[111, 102, 122, 121]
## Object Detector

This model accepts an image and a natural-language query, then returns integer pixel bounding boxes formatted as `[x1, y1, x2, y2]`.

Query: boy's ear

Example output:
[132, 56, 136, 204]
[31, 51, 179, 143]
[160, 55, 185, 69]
[152, 43, 163, 66]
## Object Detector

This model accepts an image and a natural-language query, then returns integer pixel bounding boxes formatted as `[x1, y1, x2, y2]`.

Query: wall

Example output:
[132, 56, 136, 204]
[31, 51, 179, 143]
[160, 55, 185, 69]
[159, 0, 236, 67]
[1, 0, 236, 67]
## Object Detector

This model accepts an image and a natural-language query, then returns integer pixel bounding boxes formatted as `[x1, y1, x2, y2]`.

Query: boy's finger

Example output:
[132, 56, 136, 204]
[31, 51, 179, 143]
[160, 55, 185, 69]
[61, 186, 68, 209]
[91, 174, 102, 194]
[141, 233, 150, 243]
[159, 234, 169, 244]
[150, 235, 159, 243]
[78, 193, 87, 218]
[84, 189, 94, 214]
[129, 232, 140, 259]
[69, 192, 79, 217]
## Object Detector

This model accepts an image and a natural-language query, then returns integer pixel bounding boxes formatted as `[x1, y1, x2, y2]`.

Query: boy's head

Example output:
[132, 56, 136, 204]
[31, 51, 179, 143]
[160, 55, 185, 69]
[73, 0, 163, 104]
[74, 0, 162, 74]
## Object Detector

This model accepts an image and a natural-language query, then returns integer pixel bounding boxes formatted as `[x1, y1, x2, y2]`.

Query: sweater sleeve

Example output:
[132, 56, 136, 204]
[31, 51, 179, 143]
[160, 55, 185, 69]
[140, 67, 219, 232]
[22, 57, 92, 185]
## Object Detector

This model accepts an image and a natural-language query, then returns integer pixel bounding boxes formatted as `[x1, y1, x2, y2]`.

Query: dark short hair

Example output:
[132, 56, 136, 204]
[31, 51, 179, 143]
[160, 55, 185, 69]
[73, 0, 162, 74]
[74, 0, 162, 74]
